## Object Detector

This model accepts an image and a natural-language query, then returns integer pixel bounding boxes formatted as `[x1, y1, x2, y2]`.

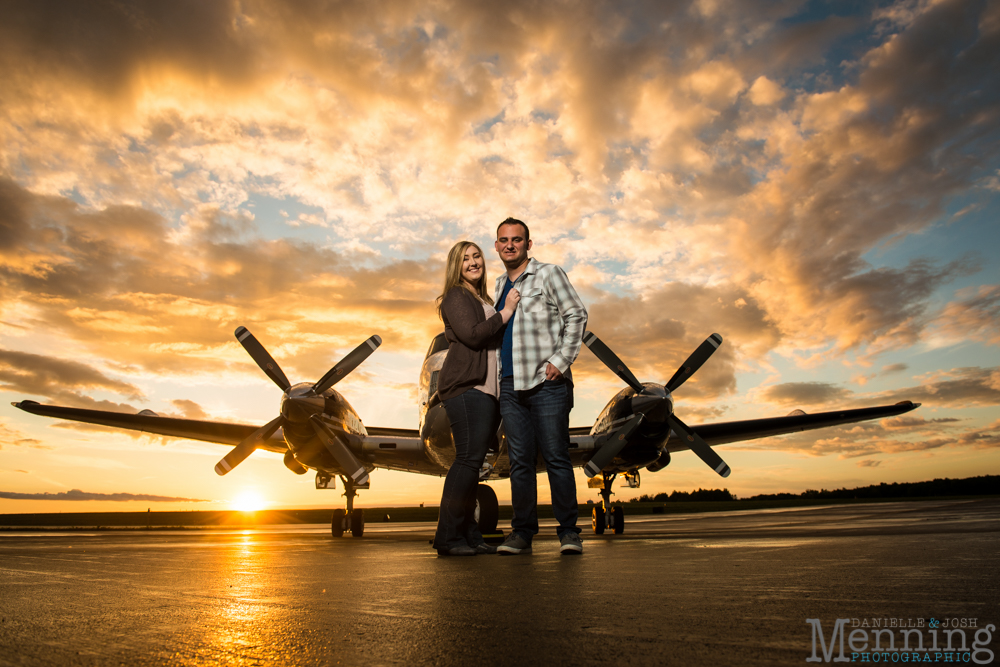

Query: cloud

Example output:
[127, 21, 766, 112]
[0, 418, 44, 449]
[737, 391, 1000, 458]
[0, 0, 997, 478]
[927, 285, 1000, 347]
[0, 180, 444, 382]
[759, 382, 851, 407]
[759, 366, 1000, 411]
[169, 399, 207, 420]
[877, 367, 1000, 408]
[578, 282, 782, 400]
[748, 76, 785, 106]
[0, 348, 141, 409]
[881, 415, 961, 429]
[857, 459, 882, 468]
[0, 489, 209, 502]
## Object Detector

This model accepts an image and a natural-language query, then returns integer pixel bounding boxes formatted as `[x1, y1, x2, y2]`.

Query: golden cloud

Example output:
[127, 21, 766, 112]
[0, 0, 996, 468]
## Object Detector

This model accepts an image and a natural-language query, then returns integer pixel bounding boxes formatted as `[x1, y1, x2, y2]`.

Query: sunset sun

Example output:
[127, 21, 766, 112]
[231, 491, 267, 513]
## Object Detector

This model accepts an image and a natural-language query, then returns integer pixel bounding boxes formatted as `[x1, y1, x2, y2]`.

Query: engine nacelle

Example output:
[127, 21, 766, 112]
[283, 450, 308, 475]
[421, 403, 456, 469]
[646, 450, 671, 473]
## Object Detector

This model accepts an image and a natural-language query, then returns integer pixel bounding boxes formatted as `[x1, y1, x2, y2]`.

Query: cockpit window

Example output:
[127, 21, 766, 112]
[426, 333, 449, 358]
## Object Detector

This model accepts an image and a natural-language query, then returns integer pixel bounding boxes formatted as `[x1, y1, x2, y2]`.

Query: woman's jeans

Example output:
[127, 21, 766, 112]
[433, 388, 500, 550]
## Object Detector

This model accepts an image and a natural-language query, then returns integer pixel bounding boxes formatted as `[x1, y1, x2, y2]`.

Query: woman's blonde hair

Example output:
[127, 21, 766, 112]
[437, 240, 493, 318]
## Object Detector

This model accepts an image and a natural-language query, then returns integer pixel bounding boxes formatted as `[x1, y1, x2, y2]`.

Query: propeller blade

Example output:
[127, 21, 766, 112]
[584, 413, 645, 478]
[235, 326, 291, 391]
[665, 333, 723, 393]
[309, 415, 370, 485]
[313, 335, 383, 394]
[214, 415, 284, 476]
[582, 331, 644, 394]
[668, 414, 731, 478]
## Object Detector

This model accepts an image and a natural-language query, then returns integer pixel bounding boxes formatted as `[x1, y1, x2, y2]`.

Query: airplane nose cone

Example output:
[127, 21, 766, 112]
[631, 385, 672, 422]
[281, 384, 325, 423]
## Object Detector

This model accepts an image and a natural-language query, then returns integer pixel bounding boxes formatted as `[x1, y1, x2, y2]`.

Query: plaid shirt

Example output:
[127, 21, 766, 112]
[495, 257, 588, 391]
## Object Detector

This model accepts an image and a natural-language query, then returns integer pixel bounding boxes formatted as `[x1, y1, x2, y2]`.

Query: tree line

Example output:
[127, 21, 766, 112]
[627, 475, 999, 503]
[745, 475, 998, 500]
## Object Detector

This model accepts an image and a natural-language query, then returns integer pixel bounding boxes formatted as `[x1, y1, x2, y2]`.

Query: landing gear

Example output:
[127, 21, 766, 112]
[331, 508, 346, 537]
[474, 484, 499, 534]
[350, 508, 365, 537]
[592, 505, 606, 534]
[329, 474, 367, 537]
[612, 505, 624, 535]
[592, 472, 625, 535]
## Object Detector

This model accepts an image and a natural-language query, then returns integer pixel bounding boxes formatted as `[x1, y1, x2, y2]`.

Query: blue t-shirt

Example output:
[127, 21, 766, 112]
[496, 276, 517, 377]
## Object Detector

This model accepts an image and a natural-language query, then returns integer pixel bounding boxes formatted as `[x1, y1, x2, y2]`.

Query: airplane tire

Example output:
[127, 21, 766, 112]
[613, 506, 624, 534]
[474, 484, 499, 534]
[331, 509, 346, 537]
[592, 506, 606, 534]
[350, 508, 365, 537]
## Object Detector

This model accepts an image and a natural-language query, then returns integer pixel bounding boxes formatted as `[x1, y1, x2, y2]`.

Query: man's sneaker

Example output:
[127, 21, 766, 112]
[559, 532, 583, 555]
[496, 533, 532, 555]
[473, 542, 497, 555]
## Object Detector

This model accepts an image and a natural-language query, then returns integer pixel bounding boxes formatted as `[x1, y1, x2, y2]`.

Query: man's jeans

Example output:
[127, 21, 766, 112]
[433, 389, 500, 550]
[499, 376, 580, 542]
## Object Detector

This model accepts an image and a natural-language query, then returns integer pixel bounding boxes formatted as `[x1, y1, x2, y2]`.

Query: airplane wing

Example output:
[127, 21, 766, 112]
[670, 401, 920, 451]
[569, 426, 596, 452]
[12, 400, 288, 453]
[365, 426, 421, 439]
[12, 400, 428, 464]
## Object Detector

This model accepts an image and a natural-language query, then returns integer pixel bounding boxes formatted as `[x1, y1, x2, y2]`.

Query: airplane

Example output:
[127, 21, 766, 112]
[13, 327, 920, 537]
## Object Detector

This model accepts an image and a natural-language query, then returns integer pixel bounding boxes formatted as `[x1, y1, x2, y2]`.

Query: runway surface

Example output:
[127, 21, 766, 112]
[1, 499, 998, 666]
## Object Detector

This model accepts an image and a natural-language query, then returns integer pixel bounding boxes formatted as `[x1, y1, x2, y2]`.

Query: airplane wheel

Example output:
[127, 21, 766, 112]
[613, 506, 624, 534]
[350, 508, 365, 537]
[592, 506, 606, 534]
[331, 509, 346, 537]
[474, 484, 499, 534]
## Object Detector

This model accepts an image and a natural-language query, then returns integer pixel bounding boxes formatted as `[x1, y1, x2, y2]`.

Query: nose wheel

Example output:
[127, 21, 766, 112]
[592, 472, 624, 534]
[330, 475, 366, 537]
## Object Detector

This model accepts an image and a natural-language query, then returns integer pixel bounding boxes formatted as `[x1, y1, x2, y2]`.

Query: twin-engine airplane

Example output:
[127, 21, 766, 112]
[14, 327, 920, 537]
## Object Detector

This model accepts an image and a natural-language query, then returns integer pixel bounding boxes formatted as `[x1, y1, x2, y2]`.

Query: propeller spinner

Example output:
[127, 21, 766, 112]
[582, 331, 731, 478]
[215, 327, 381, 478]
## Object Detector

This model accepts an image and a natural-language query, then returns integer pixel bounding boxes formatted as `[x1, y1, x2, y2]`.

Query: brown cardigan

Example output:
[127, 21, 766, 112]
[437, 286, 505, 401]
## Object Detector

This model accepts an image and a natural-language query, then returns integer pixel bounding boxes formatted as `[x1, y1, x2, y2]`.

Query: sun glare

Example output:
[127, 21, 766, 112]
[231, 491, 267, 512]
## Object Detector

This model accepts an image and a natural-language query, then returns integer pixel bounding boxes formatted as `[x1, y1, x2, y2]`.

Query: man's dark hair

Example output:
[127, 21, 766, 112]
[497, 217, 530, 242]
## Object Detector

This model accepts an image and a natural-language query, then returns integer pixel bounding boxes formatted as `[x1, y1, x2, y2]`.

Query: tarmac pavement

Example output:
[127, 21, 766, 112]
[1, 499, 998, 666]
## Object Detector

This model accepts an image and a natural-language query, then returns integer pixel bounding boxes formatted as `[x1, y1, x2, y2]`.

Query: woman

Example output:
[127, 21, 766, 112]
[432, 240, 520, 556]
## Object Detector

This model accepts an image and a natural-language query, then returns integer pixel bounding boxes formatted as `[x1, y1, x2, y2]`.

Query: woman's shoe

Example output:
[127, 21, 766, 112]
[436, 545, 477, 556]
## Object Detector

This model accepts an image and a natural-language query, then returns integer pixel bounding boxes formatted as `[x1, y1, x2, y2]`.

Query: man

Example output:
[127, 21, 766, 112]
[493, 217, 588, 555]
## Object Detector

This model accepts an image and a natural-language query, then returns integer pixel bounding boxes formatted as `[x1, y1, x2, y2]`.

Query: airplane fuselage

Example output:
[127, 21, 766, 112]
[408, 335, 672, 479]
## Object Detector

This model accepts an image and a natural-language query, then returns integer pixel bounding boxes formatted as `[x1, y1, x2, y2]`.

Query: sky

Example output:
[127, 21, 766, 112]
[1, 0, 998, 515]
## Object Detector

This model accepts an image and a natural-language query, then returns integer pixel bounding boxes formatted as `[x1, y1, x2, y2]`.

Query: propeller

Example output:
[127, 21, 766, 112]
[581, 332, 644, 393]
[314, 335, 382, 394]
[215, 326, 381, 477]
[583, 331, 731, 478]
[309, 415, 370, 485]
[235, 326, 291, 391]
[669, 413, 730, 477]
[215, 415, 284, 476]
[583, 413, 645, 478]
[665, 333, 722, 393]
